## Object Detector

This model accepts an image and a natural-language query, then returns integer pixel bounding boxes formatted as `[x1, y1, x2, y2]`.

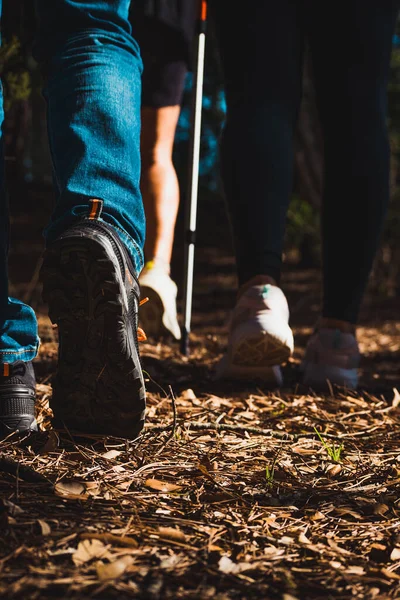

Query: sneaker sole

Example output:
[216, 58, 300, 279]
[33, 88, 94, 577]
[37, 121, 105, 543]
[215, 332, 292, 385]
[41, 237, 146, 439]
[232, 331, 292, 368]
[139, 285, 174, 339]
[139, 284, 181, 340]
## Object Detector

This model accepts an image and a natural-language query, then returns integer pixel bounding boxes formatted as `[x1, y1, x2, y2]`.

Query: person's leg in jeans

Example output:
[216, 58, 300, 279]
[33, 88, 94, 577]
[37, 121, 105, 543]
[33, 1, 145, 263]
[211, 1, 305, 383]
[301, 1, 399, 389]
[0, 0, 147, 438]
[130, 16, 189, 341]
[0, 1, 39, 436]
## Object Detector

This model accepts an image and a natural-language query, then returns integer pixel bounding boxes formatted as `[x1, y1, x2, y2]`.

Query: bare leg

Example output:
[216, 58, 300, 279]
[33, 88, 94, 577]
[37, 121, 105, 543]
[140, 105, 181, 268]
[138, 105, 182, 340]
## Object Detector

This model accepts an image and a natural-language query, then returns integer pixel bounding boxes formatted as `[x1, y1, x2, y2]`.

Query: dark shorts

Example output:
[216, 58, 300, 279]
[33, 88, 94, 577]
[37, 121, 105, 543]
[131, 17, 190, 108]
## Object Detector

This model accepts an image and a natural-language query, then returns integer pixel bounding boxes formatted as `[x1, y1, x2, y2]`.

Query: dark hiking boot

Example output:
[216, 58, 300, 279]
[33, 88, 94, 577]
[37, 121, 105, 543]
[0, 361, 37, 438]
[40, 200, 146, 440]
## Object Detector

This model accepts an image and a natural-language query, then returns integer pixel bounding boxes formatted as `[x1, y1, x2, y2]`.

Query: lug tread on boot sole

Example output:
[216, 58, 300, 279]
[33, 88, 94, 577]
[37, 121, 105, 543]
[41, 238, 145, 439]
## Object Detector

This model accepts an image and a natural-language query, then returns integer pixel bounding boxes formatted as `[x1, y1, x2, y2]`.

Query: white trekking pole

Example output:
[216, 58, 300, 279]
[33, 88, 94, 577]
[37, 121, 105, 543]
[180, 0, 208, 356]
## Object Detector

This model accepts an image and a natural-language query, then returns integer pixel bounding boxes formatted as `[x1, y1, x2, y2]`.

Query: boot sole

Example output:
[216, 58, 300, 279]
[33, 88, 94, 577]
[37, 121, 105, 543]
[0, 390, 37, 438]
[41, 237, 145, 439]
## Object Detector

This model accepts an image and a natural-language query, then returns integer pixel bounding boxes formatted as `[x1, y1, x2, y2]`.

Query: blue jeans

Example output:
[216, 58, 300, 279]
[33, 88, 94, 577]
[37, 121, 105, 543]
[0, 0, 145, 364]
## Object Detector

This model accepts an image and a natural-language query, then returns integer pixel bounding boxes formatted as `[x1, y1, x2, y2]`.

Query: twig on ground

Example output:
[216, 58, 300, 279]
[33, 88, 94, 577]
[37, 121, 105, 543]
[146, 421, 392, 441]
[0, 453, 53, 487]
[79, 532, 138, 548]
[154, 386, 178, 457]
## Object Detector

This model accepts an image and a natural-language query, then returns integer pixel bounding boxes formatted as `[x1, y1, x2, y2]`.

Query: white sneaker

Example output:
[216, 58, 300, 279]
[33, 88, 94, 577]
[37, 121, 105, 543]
[216, 284, 294, 385]
[301, 328, 360, 390]
[138, 262, 181, 340]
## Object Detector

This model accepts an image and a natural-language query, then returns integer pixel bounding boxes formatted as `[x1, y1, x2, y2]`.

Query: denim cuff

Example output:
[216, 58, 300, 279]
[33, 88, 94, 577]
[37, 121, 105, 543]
[101, 218, 144, 275]
[0, 343, 40, 363]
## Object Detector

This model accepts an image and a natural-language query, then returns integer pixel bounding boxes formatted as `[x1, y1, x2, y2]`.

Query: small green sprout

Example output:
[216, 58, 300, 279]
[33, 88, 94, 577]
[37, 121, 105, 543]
[314, 427, 343, 462]
[265, 459, 278, 488]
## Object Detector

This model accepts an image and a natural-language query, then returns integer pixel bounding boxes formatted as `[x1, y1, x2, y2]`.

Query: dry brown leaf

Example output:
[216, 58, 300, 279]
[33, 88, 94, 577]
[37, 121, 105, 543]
[145, 478, 183, 492]
[219, 556, 238, 574]
[96, 556, 134, 581]
[117, 481, 132, 492]
[327, 538, 352, 556]
[102, 450, 122, 460]
[381, 567, 400, 580]
[56, 533, 77, 547]
[73, 539, 110, 566]
[333, 507, 363, 520]
[85, 481, 101, 496]
[235, 410, 257, 420]
[208, 544, 225, 552]
[390, 547, 400, 561]
[55, 481, 88, 500]
[279, 536, 294, 546]
[112, 465, 125, 473]
[218, 556, 251, 575]
[326, 464, 342, 477]
[292, 446, 316, 455]
[346, 565, 365, 575]
[37, 519, 51, 536]
[80, 533, 138, 548]
[373, 503, 389, 516]
[160, 554, 181, 570]
[263, 545, 285, 558]
[157, 527, 187, 543]
[298, 465, 317, 474]
[181, 389, 197, 401]
[298, 532, 311, 545]
[392, 388, 400, 408]
[1, 499, 24, 516]
[310, 511, 325, 521]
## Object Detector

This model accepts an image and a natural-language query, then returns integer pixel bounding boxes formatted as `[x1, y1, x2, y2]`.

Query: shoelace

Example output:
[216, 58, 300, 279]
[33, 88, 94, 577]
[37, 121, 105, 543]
[138, 297, 149, 342]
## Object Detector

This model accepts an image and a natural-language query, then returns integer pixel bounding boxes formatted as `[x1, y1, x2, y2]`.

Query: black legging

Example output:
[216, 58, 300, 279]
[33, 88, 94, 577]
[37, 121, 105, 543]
[210, 0, 399, 323]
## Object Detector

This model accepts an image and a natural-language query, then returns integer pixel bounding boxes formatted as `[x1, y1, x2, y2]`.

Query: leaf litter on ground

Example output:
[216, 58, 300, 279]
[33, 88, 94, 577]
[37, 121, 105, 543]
[1, 380, 400, 599]
[1, 259, 400, 599]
